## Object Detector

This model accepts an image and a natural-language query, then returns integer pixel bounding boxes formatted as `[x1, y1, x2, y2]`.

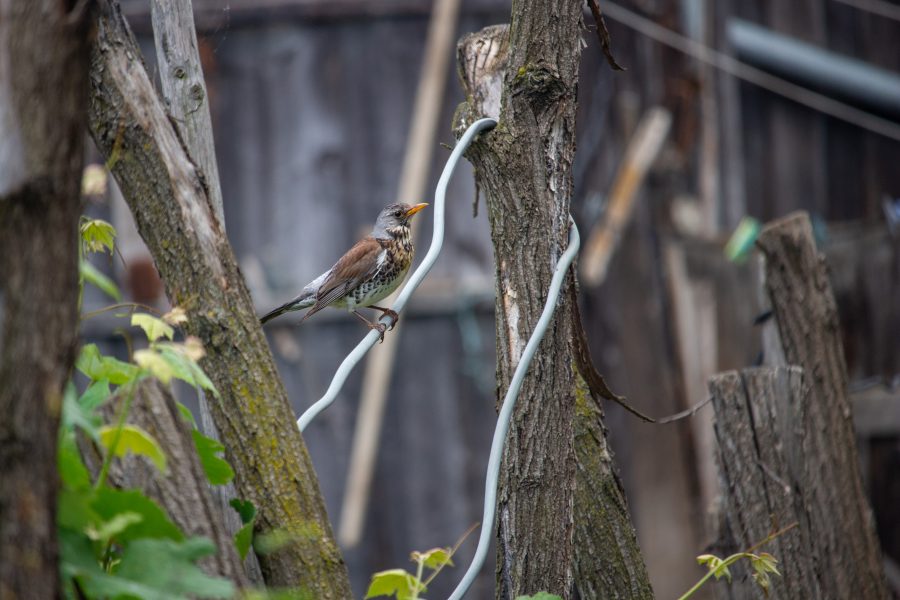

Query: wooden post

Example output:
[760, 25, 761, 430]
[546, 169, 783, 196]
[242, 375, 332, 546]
[719, 210, 888, 598]
[710, 367, 818, 599]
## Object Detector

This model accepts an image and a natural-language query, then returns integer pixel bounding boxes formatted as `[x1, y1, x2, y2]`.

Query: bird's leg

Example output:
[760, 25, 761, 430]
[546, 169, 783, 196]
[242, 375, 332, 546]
[369, 305, 399, 331]
[352, 310, 387, 343]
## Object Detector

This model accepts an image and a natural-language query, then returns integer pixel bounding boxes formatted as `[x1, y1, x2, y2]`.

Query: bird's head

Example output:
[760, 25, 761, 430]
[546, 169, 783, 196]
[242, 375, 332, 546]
[372, 202, 428, 239]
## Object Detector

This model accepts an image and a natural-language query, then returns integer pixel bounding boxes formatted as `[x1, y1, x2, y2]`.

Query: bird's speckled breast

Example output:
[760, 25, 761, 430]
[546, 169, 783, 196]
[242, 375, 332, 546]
[342, 233, 413, 308]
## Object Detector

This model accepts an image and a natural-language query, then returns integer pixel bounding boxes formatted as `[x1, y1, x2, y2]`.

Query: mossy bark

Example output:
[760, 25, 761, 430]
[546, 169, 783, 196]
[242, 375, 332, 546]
[0, 1, 91, 595]
[86, 1, 351, 595]
[455, 6, 652, 598]
[574, 378, 654, 600]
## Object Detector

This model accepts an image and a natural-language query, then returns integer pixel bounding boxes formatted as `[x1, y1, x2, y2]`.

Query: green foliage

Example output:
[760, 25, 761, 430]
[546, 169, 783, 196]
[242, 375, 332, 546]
[228, 498, 257, 561]
[516, 594, 563, 600]
[678, 524, 794, 600]
[61, 229, 242, 599]
[131, 313, 175, 342]
[98, 424, 168, 473]
[80, 218, 117, 255]
[365, 569, 425, 600]
[365, 527, 475, 600]
[192, 430, 234, 485]
[77, 344, 140, 385]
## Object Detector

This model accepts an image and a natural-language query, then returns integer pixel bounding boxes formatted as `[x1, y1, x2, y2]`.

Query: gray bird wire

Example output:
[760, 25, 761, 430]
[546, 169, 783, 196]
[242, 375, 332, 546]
[296, 117, 497, 430]
[447, 218, 580, 600]
[295, 116, 582, 598]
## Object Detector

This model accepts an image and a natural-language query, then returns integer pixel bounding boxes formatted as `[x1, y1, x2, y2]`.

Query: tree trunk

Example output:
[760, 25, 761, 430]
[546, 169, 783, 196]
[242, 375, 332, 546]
[756, 212, 888, 598]
[455, 6, 652, 598]
[86, 1, 351, 595]
[0, 1, 91, 596]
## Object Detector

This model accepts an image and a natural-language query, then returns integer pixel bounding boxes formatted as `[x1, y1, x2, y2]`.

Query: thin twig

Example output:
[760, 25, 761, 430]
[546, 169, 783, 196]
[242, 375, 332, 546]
[587, 0, 626, 71]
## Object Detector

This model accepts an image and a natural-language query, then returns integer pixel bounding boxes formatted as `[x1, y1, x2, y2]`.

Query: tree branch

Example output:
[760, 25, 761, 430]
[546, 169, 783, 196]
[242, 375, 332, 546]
[86, 1, 351, 594]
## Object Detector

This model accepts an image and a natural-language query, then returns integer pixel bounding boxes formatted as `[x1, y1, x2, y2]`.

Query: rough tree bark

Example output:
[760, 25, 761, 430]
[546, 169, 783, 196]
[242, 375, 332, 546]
[0, 1, 92, 596]
[85, 1, 351, 596]
[454, 8, 652, 599]
[755, 212, 888, 598]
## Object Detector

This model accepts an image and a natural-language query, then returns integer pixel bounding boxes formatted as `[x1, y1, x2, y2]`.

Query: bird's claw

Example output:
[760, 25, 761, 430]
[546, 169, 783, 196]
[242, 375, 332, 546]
[372, 322, 387, 343]
[381, 309, 399, 331]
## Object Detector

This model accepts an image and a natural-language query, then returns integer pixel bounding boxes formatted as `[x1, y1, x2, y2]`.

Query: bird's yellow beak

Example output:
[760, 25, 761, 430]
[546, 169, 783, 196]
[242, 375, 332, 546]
[405, 203, 429, 218]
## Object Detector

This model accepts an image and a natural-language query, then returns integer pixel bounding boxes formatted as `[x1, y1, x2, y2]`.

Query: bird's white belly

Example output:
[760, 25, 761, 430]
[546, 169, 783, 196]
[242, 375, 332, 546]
[336, 263, 410, 310]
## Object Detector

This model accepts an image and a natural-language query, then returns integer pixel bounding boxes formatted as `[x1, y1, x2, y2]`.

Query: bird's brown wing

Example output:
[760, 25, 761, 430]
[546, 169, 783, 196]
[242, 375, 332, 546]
[301, 236, 383, 321]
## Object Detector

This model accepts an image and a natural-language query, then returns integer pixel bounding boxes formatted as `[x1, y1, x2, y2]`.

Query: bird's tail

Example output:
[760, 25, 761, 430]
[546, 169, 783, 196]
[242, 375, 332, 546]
[260, 294, 314, 325]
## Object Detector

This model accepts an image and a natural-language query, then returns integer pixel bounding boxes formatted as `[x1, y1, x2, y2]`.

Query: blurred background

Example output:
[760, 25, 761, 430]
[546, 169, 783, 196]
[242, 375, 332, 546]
[78, 0, 900, 597]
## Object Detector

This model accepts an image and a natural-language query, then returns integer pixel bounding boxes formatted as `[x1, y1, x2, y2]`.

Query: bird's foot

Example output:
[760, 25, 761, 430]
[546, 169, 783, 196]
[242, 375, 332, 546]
[371, 306, 399, 331]
[381, 309, 399, 331]
[371, 322, 387, 343]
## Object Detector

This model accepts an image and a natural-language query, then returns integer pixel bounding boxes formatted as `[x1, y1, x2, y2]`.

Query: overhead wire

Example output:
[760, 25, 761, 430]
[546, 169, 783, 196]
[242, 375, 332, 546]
[601, 1, 900, 143]
[831, 0, 900, 24]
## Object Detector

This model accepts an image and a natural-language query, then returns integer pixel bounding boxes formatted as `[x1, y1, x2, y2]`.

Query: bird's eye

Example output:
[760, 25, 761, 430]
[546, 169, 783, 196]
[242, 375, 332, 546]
[395, 211, 402, 217]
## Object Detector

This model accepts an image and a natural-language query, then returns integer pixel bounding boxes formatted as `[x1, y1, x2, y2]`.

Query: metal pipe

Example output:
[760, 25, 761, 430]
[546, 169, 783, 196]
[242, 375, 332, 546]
[727, 18, 900, 120]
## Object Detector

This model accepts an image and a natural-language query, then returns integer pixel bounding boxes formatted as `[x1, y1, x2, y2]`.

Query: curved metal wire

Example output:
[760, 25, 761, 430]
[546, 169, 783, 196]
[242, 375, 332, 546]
[447, 218, 580, 600]
[297, 117, 498, 431]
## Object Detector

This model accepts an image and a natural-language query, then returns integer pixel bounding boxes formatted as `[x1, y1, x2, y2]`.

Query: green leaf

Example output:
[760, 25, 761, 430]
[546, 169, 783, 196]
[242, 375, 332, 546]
[85, 512, 144, 544]
[76, 344, 140, 385]
[753, 552, 780, 576]
[192, 429, 234, 485]
[713, 563, 732, 583]
[57, 488, 99, 531]
[365, 569, 423, 599]
[229, 498, 257, 525]
[66, 536, 233, 600]
[80, 259, 121, 301]
[229, 498, 257, 560]
[156, 344, 219, 396]
[115, 538, 233, 599]
[696, 554, 720, 568]
[176, 401, 197, 426]
[235, 522, 254, 561]
[135, 348, 176, 384]
[79, 380, 111, 410]
[62, 382, 101, 441]
[132, 313, 175, 342]
[515, 595, 564, 600]
[99, 424, 168, 473]
[80, 218, 116, 254]
[91, 488, 183, 543]
[412, 547, 453, 570]
[58, 433, 92, 491]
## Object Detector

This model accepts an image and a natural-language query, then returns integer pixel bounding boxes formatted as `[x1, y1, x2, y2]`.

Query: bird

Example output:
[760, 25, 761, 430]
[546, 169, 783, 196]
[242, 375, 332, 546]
[260, 202, 429, 341]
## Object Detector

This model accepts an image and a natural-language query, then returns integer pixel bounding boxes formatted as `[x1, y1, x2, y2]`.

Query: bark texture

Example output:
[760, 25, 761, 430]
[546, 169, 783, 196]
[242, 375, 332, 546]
[710, 367, 819, 599]
[455, 7, 651, 598]
[80, 379, 250, 587]
[573, 378, 654, 600]
[755, 212, 888, 598]
[0, 1, 91, 597]
[86, 2, 351, 595]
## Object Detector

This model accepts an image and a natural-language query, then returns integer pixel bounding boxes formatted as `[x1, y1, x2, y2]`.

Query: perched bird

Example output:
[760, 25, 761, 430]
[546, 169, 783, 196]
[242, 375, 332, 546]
[260, 202, 429, 340]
